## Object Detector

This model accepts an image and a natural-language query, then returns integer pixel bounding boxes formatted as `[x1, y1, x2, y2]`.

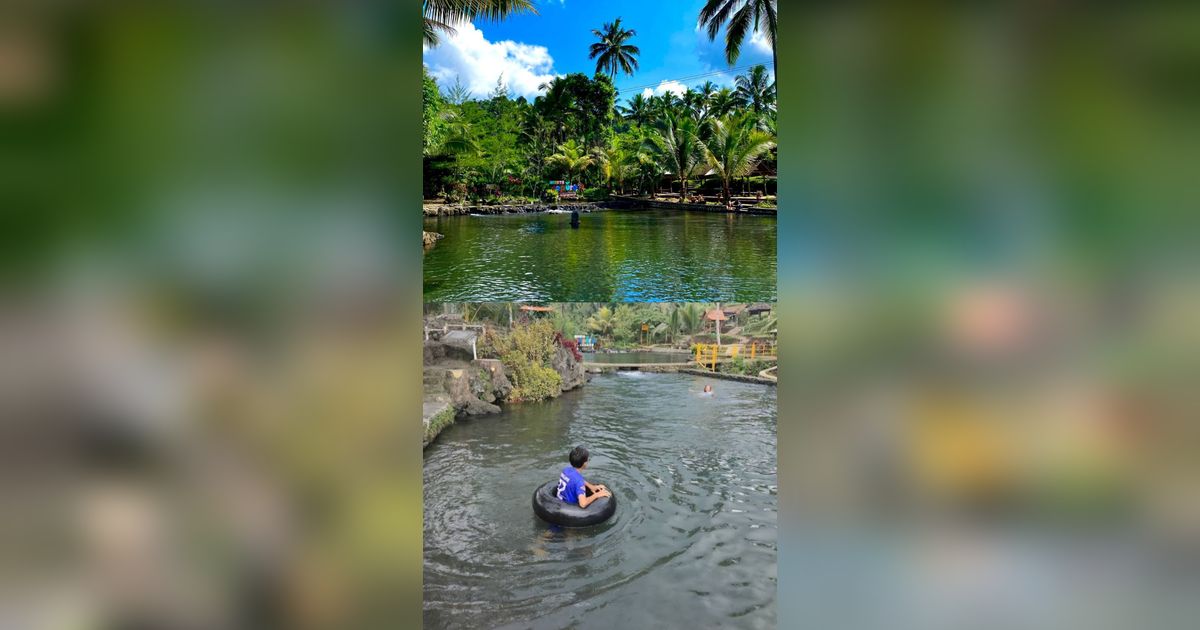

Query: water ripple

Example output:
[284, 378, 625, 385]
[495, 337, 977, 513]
[424, 372, 777, 629]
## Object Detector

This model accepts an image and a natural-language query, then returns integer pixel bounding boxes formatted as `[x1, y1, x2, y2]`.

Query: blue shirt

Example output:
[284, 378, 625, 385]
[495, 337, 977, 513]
[556, 466, 586, 505]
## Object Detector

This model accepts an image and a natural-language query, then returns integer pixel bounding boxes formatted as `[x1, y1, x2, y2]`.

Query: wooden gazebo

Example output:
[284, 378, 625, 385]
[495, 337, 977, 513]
[704, 308, 727, 345]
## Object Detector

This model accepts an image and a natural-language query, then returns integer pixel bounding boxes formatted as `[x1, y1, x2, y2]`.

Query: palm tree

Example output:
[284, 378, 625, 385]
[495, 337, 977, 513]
[708, 87, 743, 119]
[589, 18, 641, 79]
[590, 145, 613, 189]
[697, 0, 777, 68]
[652, 113, 705, 198]
[682, 89, 707, 121]
[735, 64, 776, 118]
[618, 93, 653, 128]
[424, 0, 537, 47]
[545, 139, 595, 185]
[587, 306, 616, 337]
[698, 112, 776, 207]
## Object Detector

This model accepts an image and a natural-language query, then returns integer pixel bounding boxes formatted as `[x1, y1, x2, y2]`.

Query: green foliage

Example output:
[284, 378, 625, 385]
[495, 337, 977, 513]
[719, 356, 769, 376]
[698, 0, 777, 66]
[582, 187, 610, 201]
[423, 66, 446, 156]
[480, 319, 564, 402]
[698, 112, 776, 205]
[421, 45, 777, 205]
[589, 18, 641, 79]
[545, 188, 559, 202]
[424, 0, 537, 47]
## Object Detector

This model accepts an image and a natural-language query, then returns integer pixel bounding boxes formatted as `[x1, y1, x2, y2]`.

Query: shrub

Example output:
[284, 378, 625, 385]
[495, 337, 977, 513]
[582, 187, 610, 202]
[719, 357, 770, 376]
[481, 320, 564, 402]
[545, 188, 559, 202]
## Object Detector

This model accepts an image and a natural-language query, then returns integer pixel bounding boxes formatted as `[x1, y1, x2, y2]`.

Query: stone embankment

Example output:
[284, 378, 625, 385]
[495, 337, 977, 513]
[677, 368, 778, 385]
[607, 195, 777, 216]
[423, 202, 607, 217]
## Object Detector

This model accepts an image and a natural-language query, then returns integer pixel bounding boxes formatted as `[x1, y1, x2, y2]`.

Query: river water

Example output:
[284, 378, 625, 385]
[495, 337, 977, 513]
[423, 371, 777, 629]
[422, 209, 777, 302]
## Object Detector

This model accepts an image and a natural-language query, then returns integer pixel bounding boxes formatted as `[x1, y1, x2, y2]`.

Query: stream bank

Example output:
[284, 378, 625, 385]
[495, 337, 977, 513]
[422, 319, 586, 447]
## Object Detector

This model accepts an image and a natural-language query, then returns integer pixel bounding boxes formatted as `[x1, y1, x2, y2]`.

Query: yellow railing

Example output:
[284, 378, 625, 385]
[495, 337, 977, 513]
[693, 342, 777, 369]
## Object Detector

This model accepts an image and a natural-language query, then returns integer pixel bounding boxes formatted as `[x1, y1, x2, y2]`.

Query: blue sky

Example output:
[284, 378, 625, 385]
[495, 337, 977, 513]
[423, 0, 774, 104]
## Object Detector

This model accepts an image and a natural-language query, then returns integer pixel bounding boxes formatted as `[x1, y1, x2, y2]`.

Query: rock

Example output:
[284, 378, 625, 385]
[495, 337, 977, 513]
[472, 359, 512, 402]
[552, 345, 586, 392]
[423, 231, 443, 247]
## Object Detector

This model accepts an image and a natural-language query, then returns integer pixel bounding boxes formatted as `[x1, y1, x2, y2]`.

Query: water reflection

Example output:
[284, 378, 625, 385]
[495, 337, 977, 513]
[423, 209, 777, 302]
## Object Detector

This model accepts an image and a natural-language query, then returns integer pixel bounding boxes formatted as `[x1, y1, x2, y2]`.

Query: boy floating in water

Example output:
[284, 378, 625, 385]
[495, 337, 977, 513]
[557, 446, 611, 508]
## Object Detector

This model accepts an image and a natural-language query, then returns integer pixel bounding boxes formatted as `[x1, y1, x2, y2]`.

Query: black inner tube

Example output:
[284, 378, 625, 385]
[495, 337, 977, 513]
[532, 480, 616, 527]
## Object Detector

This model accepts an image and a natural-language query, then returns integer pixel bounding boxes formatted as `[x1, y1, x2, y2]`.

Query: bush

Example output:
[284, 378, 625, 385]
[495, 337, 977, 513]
[719, 356, 769, 376]
[480, 320, 564, 402]
[545, 188, 559, 202]
[582, 187, 610, 202]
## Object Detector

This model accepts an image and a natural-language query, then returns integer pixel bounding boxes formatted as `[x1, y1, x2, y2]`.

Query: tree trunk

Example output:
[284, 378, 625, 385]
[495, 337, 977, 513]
[723, 178, 731, 208]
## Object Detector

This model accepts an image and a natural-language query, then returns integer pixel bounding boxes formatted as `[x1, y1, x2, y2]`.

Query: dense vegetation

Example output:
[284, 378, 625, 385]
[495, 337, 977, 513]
[432, 303, 776, 350]
[479, 318, 564, 402]
[423, 60, 776, 205]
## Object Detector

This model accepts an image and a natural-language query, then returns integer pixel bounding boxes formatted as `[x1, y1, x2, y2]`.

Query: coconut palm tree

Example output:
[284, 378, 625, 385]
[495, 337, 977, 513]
[589, 18, 641, 79]
[735, 64, 776, 118]
[698, 112, 776, 207]
[545, 139, 595, 185]
[697, 0, 777, 68]
[682, 89, 707, 121]
[424, 0, 537, 47]
[586, 306, 616, 337]
[708, 87, 743, 119]
[652, 113, 705, 198]
[667, 306, 683, 344]
[617, 93, 653, 128]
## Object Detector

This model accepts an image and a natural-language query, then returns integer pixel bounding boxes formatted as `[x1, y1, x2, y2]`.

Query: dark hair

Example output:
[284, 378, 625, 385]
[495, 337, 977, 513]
[569, 445, 589, 468]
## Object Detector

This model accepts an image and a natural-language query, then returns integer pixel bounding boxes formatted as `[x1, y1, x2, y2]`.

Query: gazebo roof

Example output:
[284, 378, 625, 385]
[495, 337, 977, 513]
[704, 309, 727, 321]
[519, 305, 555, 312]
[747, 302, 772, 315]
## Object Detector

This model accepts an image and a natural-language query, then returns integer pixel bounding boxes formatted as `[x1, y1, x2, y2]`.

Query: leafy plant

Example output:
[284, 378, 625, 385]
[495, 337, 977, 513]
[481, 320, 564, 402]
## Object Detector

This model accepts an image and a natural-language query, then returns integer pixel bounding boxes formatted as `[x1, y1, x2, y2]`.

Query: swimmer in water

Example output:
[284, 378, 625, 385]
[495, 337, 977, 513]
[699, 384, 715, 396]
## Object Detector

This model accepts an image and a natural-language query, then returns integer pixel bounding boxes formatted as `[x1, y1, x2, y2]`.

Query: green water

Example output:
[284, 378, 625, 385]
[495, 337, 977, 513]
[423, 209, 777, 302]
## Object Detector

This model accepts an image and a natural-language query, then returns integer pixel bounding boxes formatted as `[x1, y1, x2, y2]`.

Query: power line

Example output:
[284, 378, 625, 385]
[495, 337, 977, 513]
[612, 61, 774, 95]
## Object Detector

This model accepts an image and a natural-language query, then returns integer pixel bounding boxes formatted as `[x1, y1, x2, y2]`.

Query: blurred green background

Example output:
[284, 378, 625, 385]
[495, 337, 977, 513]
[2, 2, 424, 628]
[777, 4, 1199, 628]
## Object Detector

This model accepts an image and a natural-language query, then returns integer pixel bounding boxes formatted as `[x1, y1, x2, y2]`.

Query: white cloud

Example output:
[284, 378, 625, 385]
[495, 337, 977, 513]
[641, 80, 688, 99]
[748, 27, 773, 56]
[423, 20, 557, 99]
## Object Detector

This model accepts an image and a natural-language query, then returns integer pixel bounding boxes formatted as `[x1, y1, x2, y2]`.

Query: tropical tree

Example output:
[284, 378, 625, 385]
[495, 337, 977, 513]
[617, 93, 653, 128]
[652, 114, 705, 198]
[424, 0, 537, 47]
[734, 64, 776, 118]
[545, 139, 595, 185]
[697, 0, 777, 68]
[589, 17, 641, 79]
[707, 87, 743, 119]
[443, 76, 472, 105]
[698, 113, 776, 206]
[586, 306, 616, 336]
[667, 306, 682, 344]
